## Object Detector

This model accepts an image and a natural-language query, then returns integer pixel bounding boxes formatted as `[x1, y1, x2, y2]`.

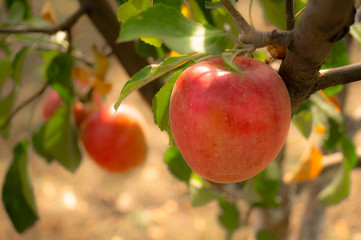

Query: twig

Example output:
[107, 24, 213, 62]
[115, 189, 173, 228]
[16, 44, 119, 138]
[0, 6, 87, 35]
[221, 0, 251, 33]
[314, 62, 361, 92]
[286, 0, 295, 30]
[221, 0, 293, 48]
[0, 83, 49, 131]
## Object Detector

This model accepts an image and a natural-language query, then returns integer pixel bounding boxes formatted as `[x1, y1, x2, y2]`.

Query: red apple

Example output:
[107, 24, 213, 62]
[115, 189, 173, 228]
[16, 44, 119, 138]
[42, 88, 102, 126]
[81, 103, 148, 173]
[42, 89, 62, 120]
[169, 56, 291, 183]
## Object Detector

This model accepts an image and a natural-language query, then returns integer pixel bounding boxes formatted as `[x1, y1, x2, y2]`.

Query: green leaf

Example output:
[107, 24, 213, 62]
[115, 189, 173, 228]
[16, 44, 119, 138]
[309, 93, 344, 151]
[0, 38, 12, 56]
[0, 86, 16, 138]
[117, 0, 150, 23]
[116, 0, 128, 5]
[258, 0, 306, 29]
[46, 54, 74, 104]
[2, 140, 38, 233]
[11, 47, 29, 85]
[163, 146, 192, 182]
[0, 58, 12, 94]
[189, 173, 220, 207]
[253, 161, 281, 208]
[152, 70, 181, 132]
[221, 55, 243, 76]
[5, 0, 32, 19]
[218, 197, 240, 240]
[323, 85, 344, 97]
[115, 53, 201, 109]
[322, 39, 349, 69]
[154, 0, 183, 10]
[292, 107, 313, 139]
[135, 39, 165, 59]
[140, 36, 163, 48]
[32, 104, 81, 172]
[9, 1, 25, 23]
[194, 0, 215, 25]
[256, 230, 279, 240]
[318, 132, 357, 206]
[323, 117, 342, 151]
[188, 0, 209, 24]
[118, 4, 228, 54]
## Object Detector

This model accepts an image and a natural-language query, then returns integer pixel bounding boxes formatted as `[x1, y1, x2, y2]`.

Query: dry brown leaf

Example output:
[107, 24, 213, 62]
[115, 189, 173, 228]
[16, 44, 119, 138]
[72, 66, 93, 84]
[41, 1, 57, 25]
[267, 44, 287, 59]
[284, 146, 323, 183]
[93, 76, 113, 95]
[319, 90, 341, 112]
[92, 45, 110, 78]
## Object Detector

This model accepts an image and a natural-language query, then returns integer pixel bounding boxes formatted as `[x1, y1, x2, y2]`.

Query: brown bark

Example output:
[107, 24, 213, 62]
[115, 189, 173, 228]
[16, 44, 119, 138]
[77, 0, 163, 105]
[279, 0, 355, 113]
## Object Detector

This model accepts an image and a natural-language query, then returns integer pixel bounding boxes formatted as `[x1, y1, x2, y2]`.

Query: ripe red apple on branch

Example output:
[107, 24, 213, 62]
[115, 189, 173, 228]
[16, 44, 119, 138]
[81, 103, 148, 173]
[169, 56, 291, 183]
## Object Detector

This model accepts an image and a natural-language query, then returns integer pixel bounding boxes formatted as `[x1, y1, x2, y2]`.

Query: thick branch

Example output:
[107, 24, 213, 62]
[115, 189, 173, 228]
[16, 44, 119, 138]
[314, 62, 361, 91]
[279, 0, 355, 114]
[78, 0, 162, 105]
[0, 6, 86, 34]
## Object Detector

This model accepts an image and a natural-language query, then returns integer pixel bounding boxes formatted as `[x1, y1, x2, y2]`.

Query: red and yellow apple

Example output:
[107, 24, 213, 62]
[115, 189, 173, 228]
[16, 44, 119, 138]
[81, 103, 148, 173]
[169, 56, 291, 183]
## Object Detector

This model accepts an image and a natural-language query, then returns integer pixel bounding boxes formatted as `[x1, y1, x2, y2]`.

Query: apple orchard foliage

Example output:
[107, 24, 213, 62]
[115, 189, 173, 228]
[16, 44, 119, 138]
[0, 0, 359, 239]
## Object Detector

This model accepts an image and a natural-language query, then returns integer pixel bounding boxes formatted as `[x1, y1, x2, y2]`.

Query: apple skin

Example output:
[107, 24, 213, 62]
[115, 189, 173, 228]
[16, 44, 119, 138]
[81, 104, 147, 173]
[169, 57, 291, 183]
[42, 89, 102, 126]
[42, 89, 63, 120]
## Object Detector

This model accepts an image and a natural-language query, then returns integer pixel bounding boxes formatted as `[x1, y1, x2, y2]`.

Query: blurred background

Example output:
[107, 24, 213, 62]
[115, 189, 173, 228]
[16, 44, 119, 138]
[1, 1, 361, 239]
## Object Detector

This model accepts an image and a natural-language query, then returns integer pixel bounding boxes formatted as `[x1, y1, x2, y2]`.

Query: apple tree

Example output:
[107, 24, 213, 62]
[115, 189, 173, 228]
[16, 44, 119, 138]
[1, 0, 361, 239]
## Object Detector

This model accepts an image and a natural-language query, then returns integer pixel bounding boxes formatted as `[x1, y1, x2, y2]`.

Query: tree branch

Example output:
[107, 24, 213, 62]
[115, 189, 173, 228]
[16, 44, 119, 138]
[0, 6, 86, 35]
[0, 83, 49, 131]
[221, 0, 251, 34]
[221, 0, 293, 48]
[286, 0, 295, 30]
[279, 0, 355, 114]
[314, 62, 361, 92]
[78, 0, 163, 105]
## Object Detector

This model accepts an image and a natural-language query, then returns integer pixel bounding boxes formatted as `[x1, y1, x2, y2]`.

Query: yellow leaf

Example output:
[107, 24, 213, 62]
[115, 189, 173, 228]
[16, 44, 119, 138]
[284, 146, 323, 183]
[92, 45, 110, 78]
[41, 2, 57, 25]
[181, 3, 192, 19]
[72, 66, 93, 84]
[319, 90, 341, 112]
[168, 50, 185, 57]
[93, 77, 113, 95]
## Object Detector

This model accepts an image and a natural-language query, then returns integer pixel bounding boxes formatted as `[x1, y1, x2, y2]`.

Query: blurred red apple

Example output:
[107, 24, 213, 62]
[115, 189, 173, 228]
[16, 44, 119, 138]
[81, 103, 147, 173]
